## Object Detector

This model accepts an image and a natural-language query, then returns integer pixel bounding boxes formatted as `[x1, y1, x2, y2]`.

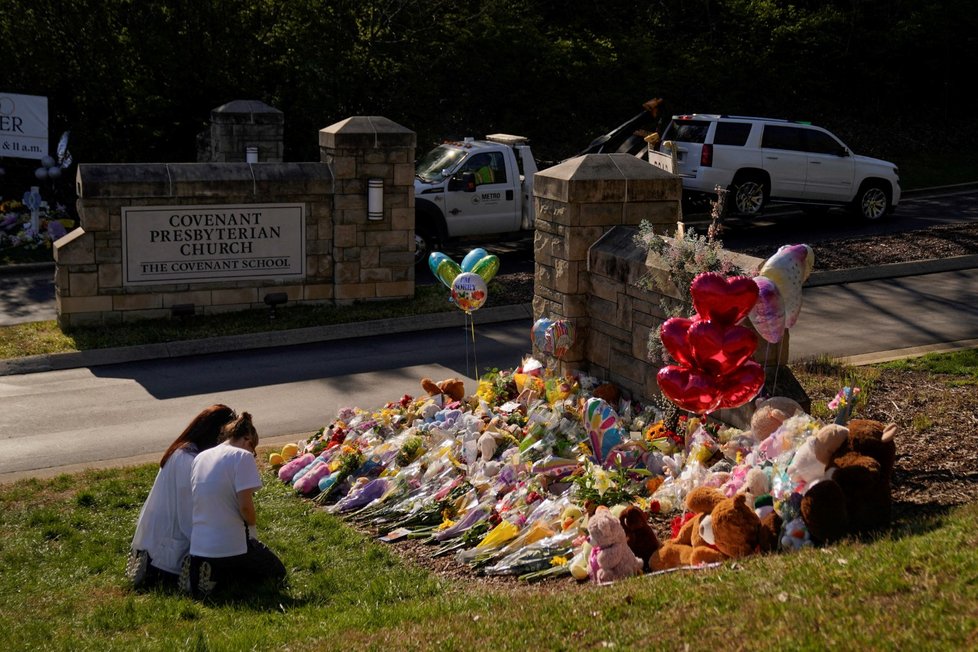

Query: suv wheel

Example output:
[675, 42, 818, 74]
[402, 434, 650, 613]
[730, 174, 768, 217]
[852, 183, 890, 221]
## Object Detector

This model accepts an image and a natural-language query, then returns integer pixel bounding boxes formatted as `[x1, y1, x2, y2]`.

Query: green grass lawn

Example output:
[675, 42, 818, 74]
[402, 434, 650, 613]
[1, 461, 976, 651]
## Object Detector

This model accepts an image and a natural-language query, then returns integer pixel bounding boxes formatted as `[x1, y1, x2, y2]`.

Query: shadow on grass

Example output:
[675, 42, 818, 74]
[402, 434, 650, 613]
[138, 578, 311, 612]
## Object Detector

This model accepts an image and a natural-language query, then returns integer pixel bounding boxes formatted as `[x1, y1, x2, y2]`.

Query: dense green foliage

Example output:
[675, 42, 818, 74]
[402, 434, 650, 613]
[3, 0, 975, 171]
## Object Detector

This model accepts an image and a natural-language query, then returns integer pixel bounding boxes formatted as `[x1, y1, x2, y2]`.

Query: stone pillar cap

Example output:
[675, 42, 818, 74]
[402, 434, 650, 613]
[212, 99, 283, 115]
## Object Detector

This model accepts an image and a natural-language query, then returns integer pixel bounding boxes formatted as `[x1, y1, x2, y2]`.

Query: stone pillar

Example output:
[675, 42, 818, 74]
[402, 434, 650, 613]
[532, 154, 681, 377]
[200, 99, 285, 163]
[319, 116, 416, 303]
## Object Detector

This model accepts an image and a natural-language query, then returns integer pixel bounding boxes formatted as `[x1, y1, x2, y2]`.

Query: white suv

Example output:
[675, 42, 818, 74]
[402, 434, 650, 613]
[661, 114, 901, 220]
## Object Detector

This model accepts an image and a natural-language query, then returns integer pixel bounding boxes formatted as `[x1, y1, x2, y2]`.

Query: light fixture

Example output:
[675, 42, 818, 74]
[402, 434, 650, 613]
[264, 292, 288, 319]
[367, 178, 384, 220]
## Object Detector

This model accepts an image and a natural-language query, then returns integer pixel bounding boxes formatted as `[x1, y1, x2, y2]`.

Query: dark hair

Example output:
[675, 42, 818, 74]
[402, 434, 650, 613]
[221, 411, 258, 444]
[160, 404, 236, 467]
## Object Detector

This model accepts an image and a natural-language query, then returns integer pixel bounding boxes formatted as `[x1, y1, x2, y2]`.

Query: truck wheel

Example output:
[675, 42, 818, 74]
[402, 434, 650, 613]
[730, 173, 768, 217]
[415, 228, 436, 266]
[851, 182, 890, 221]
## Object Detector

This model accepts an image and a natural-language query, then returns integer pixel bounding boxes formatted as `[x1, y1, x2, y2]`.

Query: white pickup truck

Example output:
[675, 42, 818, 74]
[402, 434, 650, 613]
[413, 134, 538, 264]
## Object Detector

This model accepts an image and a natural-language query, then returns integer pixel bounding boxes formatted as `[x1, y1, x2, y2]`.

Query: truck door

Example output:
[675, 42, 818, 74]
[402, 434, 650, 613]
[444, 151, 520, 236]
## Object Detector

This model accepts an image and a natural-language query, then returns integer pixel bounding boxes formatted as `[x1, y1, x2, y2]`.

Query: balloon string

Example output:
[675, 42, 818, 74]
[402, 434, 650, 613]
[469, 312, 479, 380]
[771, 340, 782, 394]
[463, 312, 471, 378]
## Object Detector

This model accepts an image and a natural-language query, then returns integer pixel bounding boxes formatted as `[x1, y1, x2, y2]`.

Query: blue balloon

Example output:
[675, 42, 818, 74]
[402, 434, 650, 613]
[532, 317, 553, 349]
[428, 251, 449, 278]
[460, 248, 488, 272]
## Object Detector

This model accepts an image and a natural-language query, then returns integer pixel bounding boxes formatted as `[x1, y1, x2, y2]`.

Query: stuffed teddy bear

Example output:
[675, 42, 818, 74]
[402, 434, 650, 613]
[650, 486, 778, 570]
[587, 506, 643, 583]
[801, 418, 897, 544]
[749, 396, 805, 442]
[619, 505, 661, 572]
[648, 486, 725, 570]
[420, 377, 466, 403]
[787, 423, 849, 489]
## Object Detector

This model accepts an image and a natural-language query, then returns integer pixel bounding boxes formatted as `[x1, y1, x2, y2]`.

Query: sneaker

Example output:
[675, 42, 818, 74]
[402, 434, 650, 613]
[126, 549, 149, 588]
[178, 554, 193, 594]
[197, 560, 217, 597]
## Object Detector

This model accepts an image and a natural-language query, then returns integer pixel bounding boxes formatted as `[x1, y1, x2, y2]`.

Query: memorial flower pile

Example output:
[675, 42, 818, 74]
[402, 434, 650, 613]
[0, 197, 75, 252]
[271, 356, 879, 583]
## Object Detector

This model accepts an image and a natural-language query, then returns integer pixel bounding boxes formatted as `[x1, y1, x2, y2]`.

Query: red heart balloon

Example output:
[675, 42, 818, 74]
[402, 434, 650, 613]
[687, 321, 759, 376]
[657, 365, 722, 414]
[660, 317, 697, 367]
[690, 273, 760, 326]
[716, 361, 766, 409]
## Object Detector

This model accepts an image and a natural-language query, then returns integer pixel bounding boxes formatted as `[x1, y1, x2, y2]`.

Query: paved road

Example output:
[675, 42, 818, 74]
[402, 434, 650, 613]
[0, 319, 531, 483]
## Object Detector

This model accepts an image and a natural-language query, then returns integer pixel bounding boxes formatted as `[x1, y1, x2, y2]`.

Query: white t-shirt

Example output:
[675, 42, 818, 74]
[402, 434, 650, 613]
[130, 446, 198, 574]
[189, 442, 262, 558]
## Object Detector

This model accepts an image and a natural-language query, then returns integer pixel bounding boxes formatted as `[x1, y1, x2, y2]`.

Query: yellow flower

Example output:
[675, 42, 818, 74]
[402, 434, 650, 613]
[550, 555, 569, 567]
[437, 516, 456, 531]
[593, 467, 613, 497]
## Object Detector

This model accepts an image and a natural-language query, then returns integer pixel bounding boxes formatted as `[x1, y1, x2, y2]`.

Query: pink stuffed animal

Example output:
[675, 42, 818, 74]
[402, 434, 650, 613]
[279, 452, 314, 483]
[587, 507, 643, 584]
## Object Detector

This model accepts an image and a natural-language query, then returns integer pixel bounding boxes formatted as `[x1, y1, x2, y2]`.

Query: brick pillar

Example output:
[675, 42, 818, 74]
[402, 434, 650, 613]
[319, 116, 416, 302]
[201, 99, 285, 163]
[532, 154, 681, 376]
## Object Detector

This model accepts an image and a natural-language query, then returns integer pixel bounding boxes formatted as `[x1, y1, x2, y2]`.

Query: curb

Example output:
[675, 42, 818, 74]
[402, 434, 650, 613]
[805, 254, 978, 287]
[0, 303, 534, 377]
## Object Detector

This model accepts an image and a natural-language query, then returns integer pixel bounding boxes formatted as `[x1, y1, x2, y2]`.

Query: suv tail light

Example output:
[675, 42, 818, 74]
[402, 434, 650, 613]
[700, 144, 713, 167]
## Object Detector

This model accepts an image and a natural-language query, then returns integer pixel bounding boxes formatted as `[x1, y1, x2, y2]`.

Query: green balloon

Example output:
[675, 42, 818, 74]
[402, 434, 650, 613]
[435, 258, 462, 289]
[471, 254, 500, 283]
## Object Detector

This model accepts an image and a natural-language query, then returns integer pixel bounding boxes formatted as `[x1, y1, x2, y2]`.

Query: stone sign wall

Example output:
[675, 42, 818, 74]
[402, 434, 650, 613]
[55, 116, 415, 328]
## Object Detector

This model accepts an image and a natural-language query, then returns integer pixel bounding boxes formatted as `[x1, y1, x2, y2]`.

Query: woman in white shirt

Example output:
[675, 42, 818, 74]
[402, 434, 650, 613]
[182, 411, 286, 598]
[127, 404, 236, 588]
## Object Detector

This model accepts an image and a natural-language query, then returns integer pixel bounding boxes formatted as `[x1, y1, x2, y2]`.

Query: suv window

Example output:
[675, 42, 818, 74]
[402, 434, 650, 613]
[805, 129, 845, 155]
[761, 125, 806, 152]
[713, 121, 751, 146]
[665, 119, 710, 143]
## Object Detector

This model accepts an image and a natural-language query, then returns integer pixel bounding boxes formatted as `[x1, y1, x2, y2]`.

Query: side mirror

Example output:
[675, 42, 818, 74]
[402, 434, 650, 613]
[448, 171, 476, 192]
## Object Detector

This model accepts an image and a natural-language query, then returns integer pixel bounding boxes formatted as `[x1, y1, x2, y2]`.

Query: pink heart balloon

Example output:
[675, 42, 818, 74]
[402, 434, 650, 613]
[690, 273, 760, 326]
[716, 361, 766, 409]
[660, 317, 697, 367]
[687, 321, 758, 376]
[657, 365, 722, 414]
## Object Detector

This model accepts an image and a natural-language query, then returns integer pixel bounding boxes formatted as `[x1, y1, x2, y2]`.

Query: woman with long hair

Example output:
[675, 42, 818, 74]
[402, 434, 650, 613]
[182, 411, 286, 598]
[127, 404, 236, 588]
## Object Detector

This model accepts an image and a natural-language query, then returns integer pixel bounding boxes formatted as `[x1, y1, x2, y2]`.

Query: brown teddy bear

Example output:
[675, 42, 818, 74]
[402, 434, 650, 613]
[587, 507, 643, 584]
[619, 505, 661, 572]
[648, 486, 725, 570]
[420, 377, 466, 403]
[801, 418, 897, 543]
[649, 486, 779, 570]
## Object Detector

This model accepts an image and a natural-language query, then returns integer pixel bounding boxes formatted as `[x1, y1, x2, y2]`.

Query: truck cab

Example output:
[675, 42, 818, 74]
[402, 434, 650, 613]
[414, 134, 537, 264]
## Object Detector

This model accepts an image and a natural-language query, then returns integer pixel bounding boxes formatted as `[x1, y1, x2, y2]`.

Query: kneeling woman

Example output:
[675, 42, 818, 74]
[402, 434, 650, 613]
[128, 404, 236, 588]
[182, 412, 286, 597]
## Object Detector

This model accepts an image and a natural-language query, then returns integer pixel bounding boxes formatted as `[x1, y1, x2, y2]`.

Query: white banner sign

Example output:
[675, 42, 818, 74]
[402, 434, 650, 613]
[0, 92, 48, 160]
[122, 203, 305, 285]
